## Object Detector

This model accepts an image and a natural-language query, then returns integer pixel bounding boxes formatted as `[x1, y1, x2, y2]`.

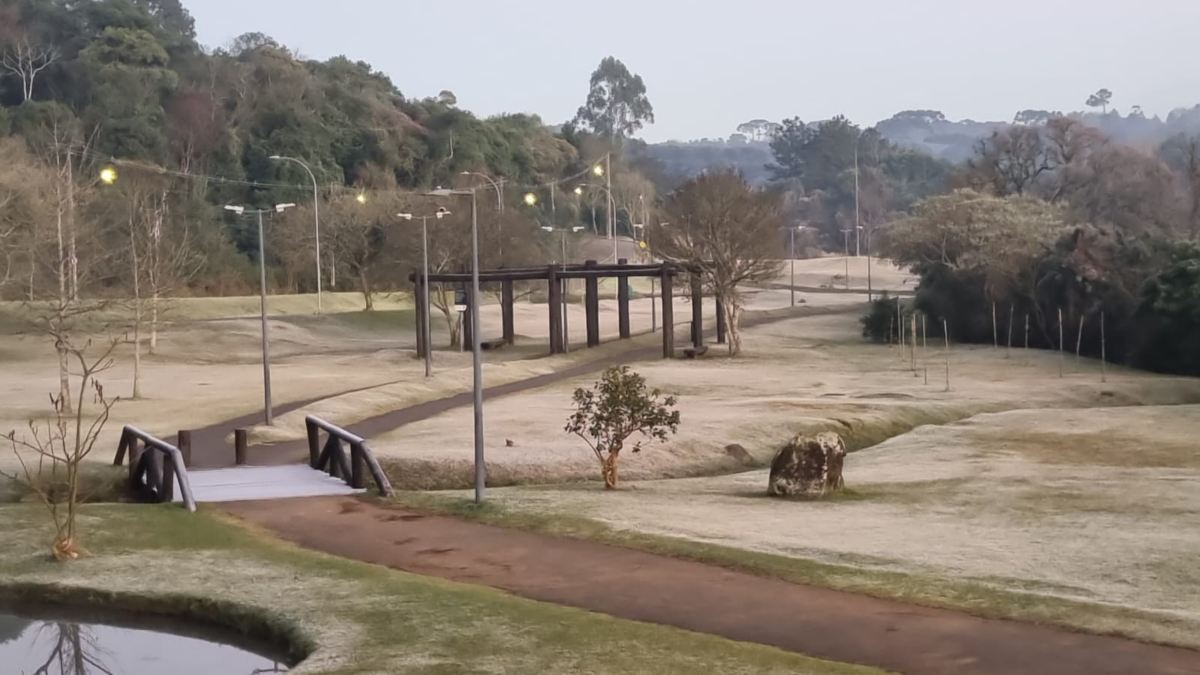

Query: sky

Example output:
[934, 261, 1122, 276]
[184, 0, 1200, 143]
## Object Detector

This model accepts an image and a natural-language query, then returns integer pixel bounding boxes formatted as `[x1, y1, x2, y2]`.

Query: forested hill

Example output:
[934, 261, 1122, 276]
[0, 0, 580, 201]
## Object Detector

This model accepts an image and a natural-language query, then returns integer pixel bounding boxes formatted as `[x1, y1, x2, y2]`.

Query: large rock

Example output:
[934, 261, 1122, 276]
[767, 432, 846, 498]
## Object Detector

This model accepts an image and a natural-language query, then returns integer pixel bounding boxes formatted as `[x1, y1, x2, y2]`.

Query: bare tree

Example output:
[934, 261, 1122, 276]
[965, 126, 1053, 197]
[3, 333, 120, 561]
[1, 34, 58, 103]
[648, 170, 784, 355]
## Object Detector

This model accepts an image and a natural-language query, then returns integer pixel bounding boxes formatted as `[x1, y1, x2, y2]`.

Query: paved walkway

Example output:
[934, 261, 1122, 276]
[224, 495, 1200, 675]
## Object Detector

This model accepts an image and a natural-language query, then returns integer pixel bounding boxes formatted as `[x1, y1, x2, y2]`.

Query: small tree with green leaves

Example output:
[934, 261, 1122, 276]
[565, 366, 680, 490]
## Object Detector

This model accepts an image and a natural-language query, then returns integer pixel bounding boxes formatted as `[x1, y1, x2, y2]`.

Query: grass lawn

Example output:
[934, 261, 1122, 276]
[0, 503, 882, 675]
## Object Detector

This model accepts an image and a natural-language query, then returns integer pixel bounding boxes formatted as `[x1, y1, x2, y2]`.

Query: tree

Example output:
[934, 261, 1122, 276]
[882, 189, 1068, 340]
[564, 366, 679, 490]
[648, 170, 784, 355]
[1159, 134, 1200, 240]
[0, 24, 59, 103]
[1086, 88, 1113, 114]
[964, 126, 1053, 196]
[1043, 116, 1105, 203]
[572, 57, 654, 143]
[1135, 242, 1200, 375]
[3, 333, 120, 561]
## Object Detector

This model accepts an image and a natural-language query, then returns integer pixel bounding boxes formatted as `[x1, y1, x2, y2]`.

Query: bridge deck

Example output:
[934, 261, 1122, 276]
[175, 465, 363, 503]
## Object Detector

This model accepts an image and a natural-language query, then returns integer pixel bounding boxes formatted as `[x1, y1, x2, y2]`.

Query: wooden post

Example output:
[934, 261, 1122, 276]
[548, 266, 563, 354]
[127, 438, 142, 486]
[502, 279, 515, 345]
[1024, 313, 1030, 352]
[584, 260, 600, 348]
[462, 285, 475, 352]
[911, 313, 917, 372]
[161, 453, 175, 503]
[350, 443, 366, 490]
[1075, 314, 1086, 360]
[617, 258, 631, 339]
[1006, 304, 1014, 359]
[177, 430, 191, 468]
[896, 297, 903, 352]
[1058, 307, 1065, 378]
[991, 302, 998, 349]
[715, 295, 727, 345]
[234, 429, 248, 466]
[661, 269, 675, 358]
[1100, 311, 1108, 383]
[414, 278, 427, 358]
[943, 319, 951, 392]
[690, 270, 704, 349]
[306, 419, 320, 468]
[921, 314, 927, 350]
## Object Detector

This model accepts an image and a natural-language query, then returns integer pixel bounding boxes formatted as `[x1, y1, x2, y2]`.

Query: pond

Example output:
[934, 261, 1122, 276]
[0, 608, 289, 674]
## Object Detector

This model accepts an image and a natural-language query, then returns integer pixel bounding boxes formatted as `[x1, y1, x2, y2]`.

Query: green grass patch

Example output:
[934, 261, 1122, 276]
[0, 503, 882, 674]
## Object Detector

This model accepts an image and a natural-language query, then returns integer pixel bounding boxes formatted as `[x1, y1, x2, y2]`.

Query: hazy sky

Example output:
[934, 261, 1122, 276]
[185, 0, 1200, 142]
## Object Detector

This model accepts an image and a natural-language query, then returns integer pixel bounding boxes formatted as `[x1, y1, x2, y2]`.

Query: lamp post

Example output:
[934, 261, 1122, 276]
[398, 207, 451, 378]
[428, 187, 485, 504]
[223, 203, 296, 425]
[789, 226, 800, 307]
[540, 223, 584, 350]
[269, 155, 322, 314]
[577, 181, 621, 262]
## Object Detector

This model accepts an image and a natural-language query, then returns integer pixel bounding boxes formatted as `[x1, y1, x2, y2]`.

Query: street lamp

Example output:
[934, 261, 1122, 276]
[577, 183, 620, 262]
[99, 167, 118, 185]
[427, 186, 486, 504]
[540, 224, 584, 351]
[269, 155, 323, 314]
[223, 202, 296, 425]
[398, 207, 452, 378]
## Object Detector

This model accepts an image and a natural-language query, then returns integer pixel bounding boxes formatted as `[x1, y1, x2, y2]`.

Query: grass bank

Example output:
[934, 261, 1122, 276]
[0, 503, 881, 674]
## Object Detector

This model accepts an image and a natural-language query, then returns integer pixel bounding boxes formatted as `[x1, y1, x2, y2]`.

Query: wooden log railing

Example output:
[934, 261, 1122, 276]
[305, 416, 393, 497]
[113, 426, 196, 512]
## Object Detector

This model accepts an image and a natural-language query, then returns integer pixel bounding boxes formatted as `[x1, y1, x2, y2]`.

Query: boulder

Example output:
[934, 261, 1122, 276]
[767, 432, 846, 498]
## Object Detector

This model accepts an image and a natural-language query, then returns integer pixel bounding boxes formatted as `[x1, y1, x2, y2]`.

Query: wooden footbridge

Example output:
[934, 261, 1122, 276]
[113, 416, 392, 511]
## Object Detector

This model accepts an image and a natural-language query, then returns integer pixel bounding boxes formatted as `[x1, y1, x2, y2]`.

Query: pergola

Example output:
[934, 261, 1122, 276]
[410, 259, 727, 359]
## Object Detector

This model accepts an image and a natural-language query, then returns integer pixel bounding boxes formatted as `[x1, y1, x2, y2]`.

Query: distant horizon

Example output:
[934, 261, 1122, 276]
[184, 0, 1200, 143]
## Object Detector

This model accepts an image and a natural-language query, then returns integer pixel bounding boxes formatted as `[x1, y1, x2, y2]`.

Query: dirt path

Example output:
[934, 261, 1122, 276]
[223, 495, 1200, 675]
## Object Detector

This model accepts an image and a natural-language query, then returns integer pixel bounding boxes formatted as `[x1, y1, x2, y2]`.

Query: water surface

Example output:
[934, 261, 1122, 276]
[0, 610, 287, 674]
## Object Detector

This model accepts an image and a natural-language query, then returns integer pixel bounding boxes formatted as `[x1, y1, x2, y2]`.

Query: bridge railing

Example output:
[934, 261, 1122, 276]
[113, 426, 196, 512]
[305, 416, 393, 497]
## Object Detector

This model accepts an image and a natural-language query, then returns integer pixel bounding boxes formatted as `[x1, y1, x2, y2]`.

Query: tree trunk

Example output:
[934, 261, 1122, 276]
[724, 298, 744, 356]
[129, 213, 144, 398]
[149, 291, 159, 354]
[359, 267, 373, 311]
[602, 450, 621, 490]
[66, 152, 78, 301]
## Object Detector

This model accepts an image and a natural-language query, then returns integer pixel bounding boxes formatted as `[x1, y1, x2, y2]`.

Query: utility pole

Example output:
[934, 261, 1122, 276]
[224, 203, 297, 425]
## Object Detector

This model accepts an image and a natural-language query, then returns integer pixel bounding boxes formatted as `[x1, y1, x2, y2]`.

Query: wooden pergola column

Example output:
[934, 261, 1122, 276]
[690, 271, 704, 349]
[501, 279, 515, 345]
[584, 259, 600, 348]
[617, 258, 631, 339]
[548, 265, 564, 354]
[414, 275, 428, 358]
[661, 269, 675, 358]
[715, 294, 727, 344]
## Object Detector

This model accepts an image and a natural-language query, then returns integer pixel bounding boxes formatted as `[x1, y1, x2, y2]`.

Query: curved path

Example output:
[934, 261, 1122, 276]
[224, 495, 1200, 675]
[207, 300, 1200, 673]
